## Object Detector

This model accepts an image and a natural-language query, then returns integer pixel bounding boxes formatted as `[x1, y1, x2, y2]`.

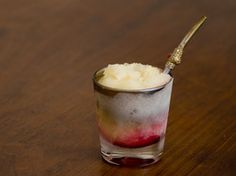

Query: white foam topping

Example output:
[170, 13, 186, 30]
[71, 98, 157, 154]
[98, 63, 171, 90]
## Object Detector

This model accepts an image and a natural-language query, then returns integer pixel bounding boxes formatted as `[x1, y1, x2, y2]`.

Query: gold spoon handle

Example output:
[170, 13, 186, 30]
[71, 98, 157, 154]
[163, 16, 207, 74]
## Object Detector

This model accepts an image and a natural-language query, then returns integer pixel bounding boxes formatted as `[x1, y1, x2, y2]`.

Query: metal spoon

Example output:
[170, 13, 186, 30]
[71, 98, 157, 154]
[163, 16, 207, 74]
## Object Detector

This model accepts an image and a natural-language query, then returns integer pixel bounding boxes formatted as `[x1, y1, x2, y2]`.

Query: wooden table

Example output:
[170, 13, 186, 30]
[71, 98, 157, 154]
[0, 0, 235, 175]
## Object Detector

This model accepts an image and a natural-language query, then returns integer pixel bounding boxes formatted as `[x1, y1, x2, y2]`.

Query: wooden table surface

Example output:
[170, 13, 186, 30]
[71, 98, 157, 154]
[0, 0, 235, 175]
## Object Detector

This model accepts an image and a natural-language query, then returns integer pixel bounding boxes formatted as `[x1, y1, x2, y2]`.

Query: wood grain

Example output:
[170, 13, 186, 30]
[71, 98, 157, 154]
[0, 0, 235, 175]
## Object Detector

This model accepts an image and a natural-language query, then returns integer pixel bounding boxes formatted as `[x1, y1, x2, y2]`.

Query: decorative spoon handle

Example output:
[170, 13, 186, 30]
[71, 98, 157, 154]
[163, 16, 207, 74]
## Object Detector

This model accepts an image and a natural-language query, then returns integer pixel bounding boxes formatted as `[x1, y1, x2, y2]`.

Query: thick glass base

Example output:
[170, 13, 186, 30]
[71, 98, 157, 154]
[100, 136, 165, 167]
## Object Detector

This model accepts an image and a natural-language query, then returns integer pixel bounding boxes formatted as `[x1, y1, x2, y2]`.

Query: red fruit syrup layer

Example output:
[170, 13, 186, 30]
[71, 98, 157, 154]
[99, 123, 163, 148]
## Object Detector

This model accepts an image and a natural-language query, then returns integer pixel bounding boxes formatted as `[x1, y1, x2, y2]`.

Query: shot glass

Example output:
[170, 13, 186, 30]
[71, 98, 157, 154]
[93, 68, 173, 167]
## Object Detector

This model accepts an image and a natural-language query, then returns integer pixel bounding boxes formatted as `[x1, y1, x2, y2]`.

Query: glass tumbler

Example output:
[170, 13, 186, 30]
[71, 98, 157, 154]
[93, 68, 173, 167]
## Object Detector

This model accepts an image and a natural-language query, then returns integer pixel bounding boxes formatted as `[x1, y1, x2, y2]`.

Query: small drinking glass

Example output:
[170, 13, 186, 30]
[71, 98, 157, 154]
[93, 68, 173, 167]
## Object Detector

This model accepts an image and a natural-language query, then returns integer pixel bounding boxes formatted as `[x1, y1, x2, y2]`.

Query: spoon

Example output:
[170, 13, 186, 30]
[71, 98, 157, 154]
[163, 16, 207, 74]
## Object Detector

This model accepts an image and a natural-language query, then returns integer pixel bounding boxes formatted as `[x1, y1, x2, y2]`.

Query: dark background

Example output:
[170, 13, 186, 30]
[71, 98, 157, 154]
[0, 0, 235, 175]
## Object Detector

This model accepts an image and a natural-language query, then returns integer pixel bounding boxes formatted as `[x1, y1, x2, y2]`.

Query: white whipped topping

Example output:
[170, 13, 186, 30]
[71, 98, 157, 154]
[98, 63, 171, 90]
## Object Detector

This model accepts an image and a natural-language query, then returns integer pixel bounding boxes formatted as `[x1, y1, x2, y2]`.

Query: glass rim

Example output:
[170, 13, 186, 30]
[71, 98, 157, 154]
[93, 67, 173, 93]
